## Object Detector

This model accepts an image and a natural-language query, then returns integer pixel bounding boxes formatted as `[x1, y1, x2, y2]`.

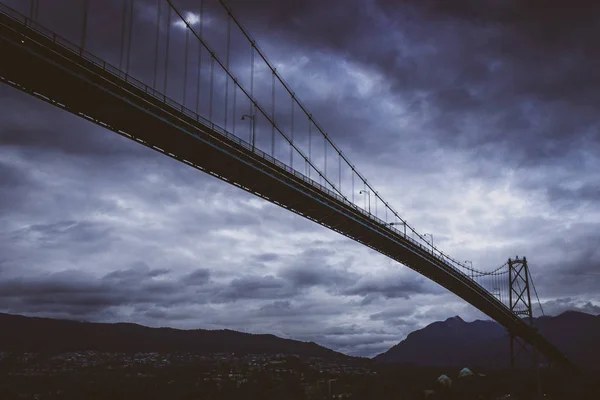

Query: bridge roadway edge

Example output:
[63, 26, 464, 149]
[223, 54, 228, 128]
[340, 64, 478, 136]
[0, 8, 575, 372]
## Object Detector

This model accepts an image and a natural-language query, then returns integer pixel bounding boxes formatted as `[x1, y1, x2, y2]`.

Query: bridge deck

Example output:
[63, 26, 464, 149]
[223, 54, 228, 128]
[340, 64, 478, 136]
[0, 5, 574, 370]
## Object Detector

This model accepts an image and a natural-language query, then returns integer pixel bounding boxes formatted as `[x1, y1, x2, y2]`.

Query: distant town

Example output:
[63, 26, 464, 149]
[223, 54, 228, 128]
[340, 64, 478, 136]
[1, 348, 595, 399]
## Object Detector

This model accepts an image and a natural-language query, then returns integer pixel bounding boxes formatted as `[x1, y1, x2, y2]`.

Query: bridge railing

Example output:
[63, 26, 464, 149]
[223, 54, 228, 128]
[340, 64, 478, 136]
[2, 2, 506, 304]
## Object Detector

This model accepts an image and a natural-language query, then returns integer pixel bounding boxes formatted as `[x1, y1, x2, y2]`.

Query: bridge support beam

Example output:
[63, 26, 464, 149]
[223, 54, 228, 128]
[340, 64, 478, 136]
[508, 256, 542, 398]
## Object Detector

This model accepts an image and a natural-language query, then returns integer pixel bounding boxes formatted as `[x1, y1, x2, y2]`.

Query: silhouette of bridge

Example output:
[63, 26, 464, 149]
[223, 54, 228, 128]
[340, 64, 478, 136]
[0, 0, 576, 372]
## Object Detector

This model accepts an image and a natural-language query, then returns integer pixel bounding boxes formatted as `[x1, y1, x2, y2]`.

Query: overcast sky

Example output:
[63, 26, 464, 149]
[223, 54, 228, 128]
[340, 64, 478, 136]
[1, 0, 599, 358]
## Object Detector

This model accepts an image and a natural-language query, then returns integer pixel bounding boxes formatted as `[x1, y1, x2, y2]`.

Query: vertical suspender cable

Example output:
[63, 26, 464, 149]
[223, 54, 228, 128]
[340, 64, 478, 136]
[249, 44, 255, 144]
[500, 271, 504, 305]
[352, 171, 354, 203]
[498, 272, 504, 304]
[120, 0, 127, 70]
[209, 57, 214, 122]
[153, 0, 161, 89]
[324, 137, 327, 183]
[196, 0, 205, 113]
[126, 0, 134, 74]
[80, 0, 90, 51]
[271, 71, 275, 157]
[338, 153, 341, 192]
[232, 86, 237, 136]
[196, 40, 202, 113]
[308, 118, 312, 178]
[183, 25, 189, 106]
[500, 273, 503, 304]
[505, 270, 508, 306]
[497, 272, 500, 303]
[164, 5, 171, 95]
[224, 14, 231, 130]
[290, 97, 294, 167]
[505, 271, 508, 305]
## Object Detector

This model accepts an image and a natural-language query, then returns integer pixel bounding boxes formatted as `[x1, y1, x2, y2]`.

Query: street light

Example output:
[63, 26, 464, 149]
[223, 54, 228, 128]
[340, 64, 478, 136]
[423, 233, 434, 254]
[389, 221, 407, 236]
[359, 190, 370, 213]
[465, 260, 473, 280]
[241, 114, 255, 150]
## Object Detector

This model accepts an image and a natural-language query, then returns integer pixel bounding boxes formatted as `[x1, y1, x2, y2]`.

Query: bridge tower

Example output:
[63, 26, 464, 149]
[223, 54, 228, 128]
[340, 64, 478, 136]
[508, 256, 541, 396]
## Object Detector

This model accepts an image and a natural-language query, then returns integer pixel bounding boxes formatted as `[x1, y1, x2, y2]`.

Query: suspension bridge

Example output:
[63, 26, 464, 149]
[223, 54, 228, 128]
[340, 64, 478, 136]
[0, 0, 576, 372]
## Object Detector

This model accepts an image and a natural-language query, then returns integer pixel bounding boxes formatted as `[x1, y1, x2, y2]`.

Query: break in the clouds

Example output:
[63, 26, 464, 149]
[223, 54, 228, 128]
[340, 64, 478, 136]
[1, 0, 600, 357]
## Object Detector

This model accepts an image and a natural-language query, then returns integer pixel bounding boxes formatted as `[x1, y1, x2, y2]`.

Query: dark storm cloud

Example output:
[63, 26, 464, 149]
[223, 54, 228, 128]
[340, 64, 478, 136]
[221, 0, 600, 167]
[184, 268, 211, 285]
[0, 271, 126, 316]
[527, 223, 600, 299]
[0, 159, 36, 209]
[279, 264, 352, 288]
[256, 300, 293, 317]
[212, 275, 293, 302]
[0, 160, 27, 188]
[544, 184, 600, 211]
[22, 221, 113, 245]
[342, 274, 440, 300]
[0, 267, 203, 317]
[0, 88, 152, 159]
[277, 248, 357, 289]
[103, 262, 171, 283]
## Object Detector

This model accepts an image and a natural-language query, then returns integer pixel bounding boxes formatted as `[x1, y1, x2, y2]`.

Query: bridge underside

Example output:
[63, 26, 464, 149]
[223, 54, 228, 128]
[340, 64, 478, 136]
[0, 9, 574, 371]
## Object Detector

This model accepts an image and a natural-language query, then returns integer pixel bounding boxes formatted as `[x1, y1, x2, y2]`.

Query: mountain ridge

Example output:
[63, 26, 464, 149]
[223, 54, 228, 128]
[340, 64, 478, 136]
[0, 312, 357, 361]
[2, 311, 598, 369]
[374, 311, 600, 370]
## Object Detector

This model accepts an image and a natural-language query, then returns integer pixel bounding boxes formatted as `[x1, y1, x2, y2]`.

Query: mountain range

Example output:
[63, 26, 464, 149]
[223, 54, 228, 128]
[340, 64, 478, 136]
[1, 311, 598, 370]
[374, 311, 600, 370]
[0, 312, 352, 361]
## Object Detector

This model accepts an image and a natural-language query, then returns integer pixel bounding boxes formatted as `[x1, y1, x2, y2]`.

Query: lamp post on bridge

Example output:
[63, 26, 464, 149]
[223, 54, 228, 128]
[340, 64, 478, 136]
[389, 221, 407, 236]
[359, 190, 370, 214]
[241, 114, 255, 151]
[423, 233, 434, 254]
[465, 260, 473, 280]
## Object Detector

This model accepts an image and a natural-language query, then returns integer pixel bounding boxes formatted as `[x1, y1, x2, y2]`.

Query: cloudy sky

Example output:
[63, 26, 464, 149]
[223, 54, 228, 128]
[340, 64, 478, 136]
[1, 0, 600, 357]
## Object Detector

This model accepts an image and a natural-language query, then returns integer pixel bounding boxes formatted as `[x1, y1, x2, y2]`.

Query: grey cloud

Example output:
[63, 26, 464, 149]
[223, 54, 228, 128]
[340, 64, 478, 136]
[148, 268, 171, 277]
[184, 268, 211, 285]
[141, 308, 199, 321]
[342, 274, 440, 300]
[220, 0, 600, 168]
[0, 160, 29, 188]
[0, 267, 193, 318]
[0, 88, 151, 160]
[22, 220, 113, 247]
[257, 300, 293, 317]
[541, 297, 600, 317]
[212, 275, 293, 303]
[278, 261, 356, 290]
[252, 253, 280, 263]
[369, 308, 415, 321]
